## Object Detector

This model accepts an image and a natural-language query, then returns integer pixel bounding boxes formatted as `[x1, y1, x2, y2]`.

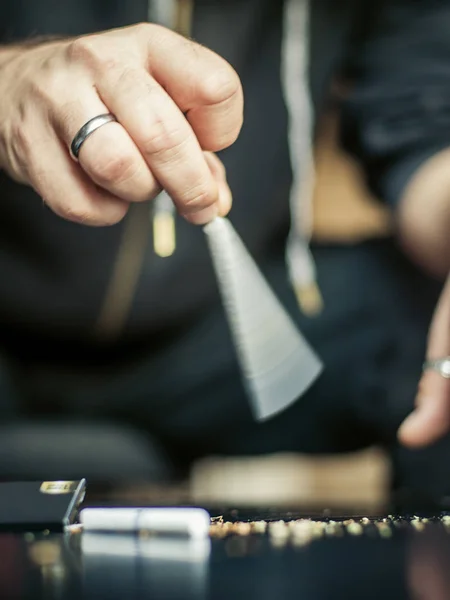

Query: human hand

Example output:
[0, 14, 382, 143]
[399, 275, 450, 447]
[0, 24, 243, 226]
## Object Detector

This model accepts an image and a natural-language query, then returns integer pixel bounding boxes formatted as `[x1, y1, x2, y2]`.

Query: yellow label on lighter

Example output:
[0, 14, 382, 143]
[40, 481, 78, 495]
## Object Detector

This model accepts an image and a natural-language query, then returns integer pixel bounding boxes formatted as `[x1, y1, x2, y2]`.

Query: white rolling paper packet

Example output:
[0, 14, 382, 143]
[80, 507, 211, 538]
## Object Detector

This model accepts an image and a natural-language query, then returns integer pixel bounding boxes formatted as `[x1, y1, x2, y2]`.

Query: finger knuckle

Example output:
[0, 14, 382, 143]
[62, 204, 96, 225]
[89, 150, 137, 187]
[135, 22, 159, 37]
[182, 185, 215, 212]
[141, 121, 187, 161]
[198, 65, 242, 108]
[27, 73, 61, 108]
[113, 66, 149, 100]
[7, 126, 33, 182]
[135, 22, 171, 48]
[66, 36, 119, 73]
[10, 119, 32, 160]
[60, 202, 128, 226]
[66, 37, 95, 63]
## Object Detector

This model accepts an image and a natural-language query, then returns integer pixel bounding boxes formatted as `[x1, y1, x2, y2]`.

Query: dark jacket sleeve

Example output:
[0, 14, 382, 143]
[340, 0, 450, 206]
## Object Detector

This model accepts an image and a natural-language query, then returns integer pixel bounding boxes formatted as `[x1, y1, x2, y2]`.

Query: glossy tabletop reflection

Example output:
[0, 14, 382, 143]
[2, 511, 450, 599]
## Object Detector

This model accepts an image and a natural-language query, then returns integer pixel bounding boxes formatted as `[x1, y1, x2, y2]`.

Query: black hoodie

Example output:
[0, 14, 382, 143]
[17, 0, 450, 390]
[0, 0, 374, 365]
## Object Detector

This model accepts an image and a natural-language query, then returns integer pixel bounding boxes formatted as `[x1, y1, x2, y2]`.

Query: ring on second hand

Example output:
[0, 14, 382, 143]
[70, 113, 118, 160]
[423, 357, 450, 379]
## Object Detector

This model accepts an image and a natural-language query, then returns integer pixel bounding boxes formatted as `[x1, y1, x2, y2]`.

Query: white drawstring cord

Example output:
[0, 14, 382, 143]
[281, 0, 323, 315]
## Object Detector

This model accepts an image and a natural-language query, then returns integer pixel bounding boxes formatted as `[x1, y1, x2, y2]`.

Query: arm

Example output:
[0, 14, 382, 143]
[397, 150, 450, 279]
[341, 0, 450, 280]
[341, 0, 450, 446]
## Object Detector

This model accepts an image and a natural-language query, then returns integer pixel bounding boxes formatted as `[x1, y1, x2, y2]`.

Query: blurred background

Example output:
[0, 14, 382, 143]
[0, 97, 415, 511]
[0, 0, 449, 514]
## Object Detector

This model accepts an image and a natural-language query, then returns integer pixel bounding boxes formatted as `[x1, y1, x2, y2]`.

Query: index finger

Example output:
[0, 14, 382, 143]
[139, 25, 244, 152]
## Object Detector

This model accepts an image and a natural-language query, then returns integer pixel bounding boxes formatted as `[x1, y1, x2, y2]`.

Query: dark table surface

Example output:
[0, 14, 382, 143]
[2, 505, 450, 600]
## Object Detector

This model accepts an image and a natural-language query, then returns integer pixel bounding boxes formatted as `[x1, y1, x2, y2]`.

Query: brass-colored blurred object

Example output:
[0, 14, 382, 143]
[190, 448, 390, 509]
[312, 109, 393, 243]
[153, 210, 176, 258]
[28, 541, 61, 567]
[176, 0, 194, 37]
[153, 191, 177, 258]
[95, 202, 151, 339]
[152, 2, 193, 258]
[294, 281, 324, 317]
[96, 0, 193, 338]
[152, 0, 193, 260]
[40, 481, 78, 495]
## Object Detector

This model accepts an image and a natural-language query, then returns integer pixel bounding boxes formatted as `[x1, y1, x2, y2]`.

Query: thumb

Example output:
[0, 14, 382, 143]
[203, 152, 232, 217]
[398, 276, 450, 448]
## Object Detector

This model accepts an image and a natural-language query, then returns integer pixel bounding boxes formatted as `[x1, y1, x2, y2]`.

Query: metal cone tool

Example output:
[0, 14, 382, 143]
[204, 217, 322, 421]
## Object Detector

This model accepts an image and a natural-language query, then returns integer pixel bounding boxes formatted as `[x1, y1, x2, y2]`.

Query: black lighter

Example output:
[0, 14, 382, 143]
[0, 480, 86, 533]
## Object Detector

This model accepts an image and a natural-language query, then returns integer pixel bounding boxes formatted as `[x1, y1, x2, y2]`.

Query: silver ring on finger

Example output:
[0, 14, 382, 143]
[423, 356, 450, 379]
[70, 113, 118, 160]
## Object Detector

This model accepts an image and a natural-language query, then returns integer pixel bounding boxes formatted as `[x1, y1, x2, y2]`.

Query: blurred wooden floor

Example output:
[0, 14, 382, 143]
[312, 110, 392, 243]
[190, 448, 390, 511]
